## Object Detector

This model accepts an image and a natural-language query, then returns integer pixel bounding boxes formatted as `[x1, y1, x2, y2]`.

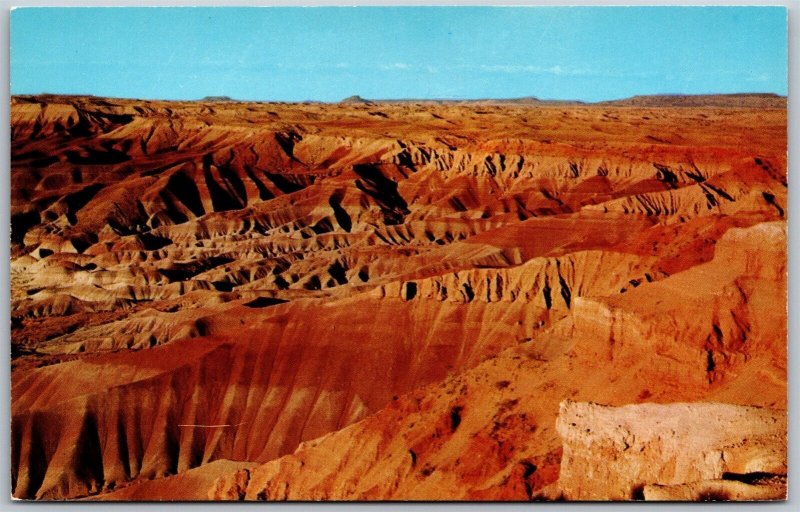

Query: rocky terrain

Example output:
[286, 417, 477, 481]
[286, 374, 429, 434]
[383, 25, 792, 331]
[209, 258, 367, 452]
[10, 94, 787, 501]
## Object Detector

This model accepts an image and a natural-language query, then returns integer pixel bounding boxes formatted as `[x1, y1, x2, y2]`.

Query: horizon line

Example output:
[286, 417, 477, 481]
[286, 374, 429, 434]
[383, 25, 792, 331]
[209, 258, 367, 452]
[11, 91, 788, 105]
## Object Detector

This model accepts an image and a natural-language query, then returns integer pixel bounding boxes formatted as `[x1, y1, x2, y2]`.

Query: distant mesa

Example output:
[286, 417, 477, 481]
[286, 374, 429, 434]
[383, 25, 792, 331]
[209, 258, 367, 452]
[600, 93, 786, 109]
[201, 95, 237, 102]
[332, 93, 784, 109]
[10, 92, 785, 109]
[340, 95, 373, 105]
[494, 96, 587, 106]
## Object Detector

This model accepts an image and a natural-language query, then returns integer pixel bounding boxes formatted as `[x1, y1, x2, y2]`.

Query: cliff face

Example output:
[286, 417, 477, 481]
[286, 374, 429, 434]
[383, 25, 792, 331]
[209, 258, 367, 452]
[206, 222, 787, 501]
[556, 401, 786, 501]
[10, 95, 786, 500]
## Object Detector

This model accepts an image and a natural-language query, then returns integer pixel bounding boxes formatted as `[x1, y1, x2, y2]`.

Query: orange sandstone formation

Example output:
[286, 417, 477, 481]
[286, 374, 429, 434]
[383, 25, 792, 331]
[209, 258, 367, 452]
[10, 94, 786, 501]
[555, 401, 786, 501]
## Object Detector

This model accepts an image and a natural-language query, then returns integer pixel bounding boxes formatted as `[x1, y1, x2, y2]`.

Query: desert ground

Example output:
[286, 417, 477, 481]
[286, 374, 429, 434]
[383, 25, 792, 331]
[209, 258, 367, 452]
[10, 94, 787, 501]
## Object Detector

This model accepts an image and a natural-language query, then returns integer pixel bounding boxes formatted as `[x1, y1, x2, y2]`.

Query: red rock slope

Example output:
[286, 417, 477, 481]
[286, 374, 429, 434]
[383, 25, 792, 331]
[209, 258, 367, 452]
[10, 95, 786, 500]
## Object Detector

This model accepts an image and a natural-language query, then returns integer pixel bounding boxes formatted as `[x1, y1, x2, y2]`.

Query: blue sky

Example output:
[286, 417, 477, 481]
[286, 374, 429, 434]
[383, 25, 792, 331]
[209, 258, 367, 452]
[10, 7, 787, 102]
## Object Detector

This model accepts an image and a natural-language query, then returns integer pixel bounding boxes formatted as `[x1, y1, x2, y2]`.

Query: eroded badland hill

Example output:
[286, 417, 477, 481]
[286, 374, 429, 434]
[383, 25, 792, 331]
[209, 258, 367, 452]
[10, 95, 787, 501]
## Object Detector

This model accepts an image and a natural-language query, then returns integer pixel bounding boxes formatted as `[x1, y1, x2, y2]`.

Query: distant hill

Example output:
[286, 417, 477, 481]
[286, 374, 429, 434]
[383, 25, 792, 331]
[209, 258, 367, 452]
[334, 93, 785, 108]
[12, 92, 786, 109]
[490, 96, 588, 106]
[340, 95, 373, 105]
[335, 95, 586, 106]
[599, 93, 786, 109]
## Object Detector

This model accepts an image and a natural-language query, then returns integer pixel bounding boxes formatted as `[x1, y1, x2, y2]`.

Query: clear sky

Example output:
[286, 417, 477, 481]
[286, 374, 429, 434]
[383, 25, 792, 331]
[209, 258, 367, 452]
[10, 6, 787, 102]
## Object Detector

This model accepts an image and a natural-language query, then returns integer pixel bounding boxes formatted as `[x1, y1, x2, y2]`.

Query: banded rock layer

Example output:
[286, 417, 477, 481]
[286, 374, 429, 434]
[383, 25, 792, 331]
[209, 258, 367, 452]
[10, 95, 786, 500]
